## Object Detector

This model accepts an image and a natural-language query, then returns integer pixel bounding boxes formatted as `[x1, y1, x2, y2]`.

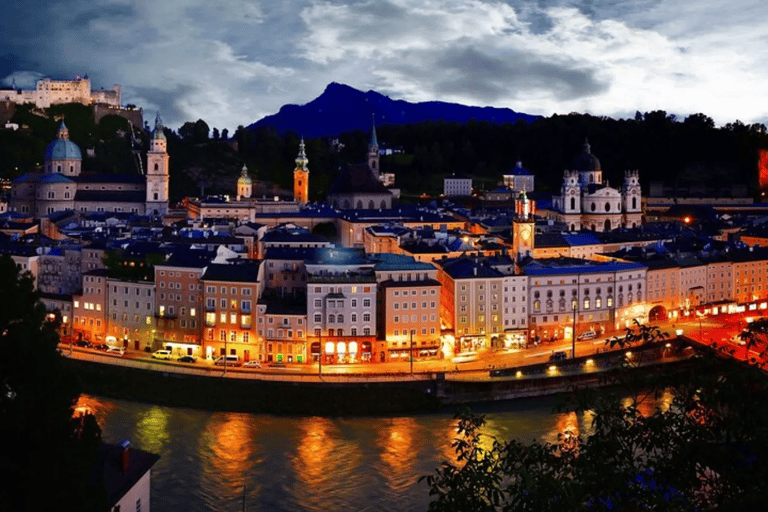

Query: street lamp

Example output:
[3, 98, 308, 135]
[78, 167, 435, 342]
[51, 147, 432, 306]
[572, 300, 578, 359]
[410, 330, 415, 376]
[318, 330, 322, 376]
[224, 331, 228, 376]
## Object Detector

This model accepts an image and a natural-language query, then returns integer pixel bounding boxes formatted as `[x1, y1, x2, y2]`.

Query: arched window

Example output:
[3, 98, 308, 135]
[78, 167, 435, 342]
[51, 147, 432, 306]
[546, 291, 553, 298]
[605, 202, 610, 212]
[337, 314, 344, 323]
[546, 299, 553, 311]
[604, 219, 611, 231]
[380, 200, 387, 209]
[571, 223, 576, 231]
[356, 200, 363, 209]
[591, 202, 596, 212]
[368, 200, 374, 209]
[57, 165, 61, 173]
[632, 197, 637, 210]
[328, 315, 335, 323]
[154, 163, 159, 171]
[570, 197, 575, 210]
[534, 291, 540, 298]
[534, 300, 540, 310]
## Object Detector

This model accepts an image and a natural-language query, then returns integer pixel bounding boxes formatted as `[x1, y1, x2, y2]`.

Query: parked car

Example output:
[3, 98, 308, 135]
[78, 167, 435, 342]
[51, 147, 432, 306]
[549, 351, 568, 362]
[94, 343, 109, 351]
[74, 340, 92, 348]
[152, 350, 172, 360]
[243, 360, 262, 368]
[214, 355, 241, 366]
[177, 355, 197, 363]
[577, 330, 597, 341]
[106, 346, 125, 357]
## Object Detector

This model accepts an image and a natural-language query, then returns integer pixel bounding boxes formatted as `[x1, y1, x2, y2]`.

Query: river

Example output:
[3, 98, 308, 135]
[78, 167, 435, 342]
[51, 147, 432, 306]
[76, 392, 670, 512]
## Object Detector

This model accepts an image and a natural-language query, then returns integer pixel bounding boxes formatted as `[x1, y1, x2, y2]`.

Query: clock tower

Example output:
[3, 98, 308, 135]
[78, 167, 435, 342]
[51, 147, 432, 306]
[146, 112, 169, 215]
[512, 191, 535, 261]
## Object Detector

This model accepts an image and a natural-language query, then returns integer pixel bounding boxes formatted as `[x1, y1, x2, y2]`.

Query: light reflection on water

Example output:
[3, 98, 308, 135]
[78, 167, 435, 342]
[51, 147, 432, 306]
[81, 392, 672, 512]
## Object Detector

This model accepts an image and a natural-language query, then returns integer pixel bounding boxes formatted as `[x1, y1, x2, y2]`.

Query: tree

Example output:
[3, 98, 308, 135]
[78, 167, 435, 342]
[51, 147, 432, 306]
[422, 325, 768, 511]
[0, 255, 105, 511]
[222, 128, 229, 140]
[212, 127, 220, 140]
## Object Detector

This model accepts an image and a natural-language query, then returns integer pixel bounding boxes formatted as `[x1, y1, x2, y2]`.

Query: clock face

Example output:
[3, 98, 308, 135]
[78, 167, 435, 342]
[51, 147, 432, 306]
[520, 226, 531, 241]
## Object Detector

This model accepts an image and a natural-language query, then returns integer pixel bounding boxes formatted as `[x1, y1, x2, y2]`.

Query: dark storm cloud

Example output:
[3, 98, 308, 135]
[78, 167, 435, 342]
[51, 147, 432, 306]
[431, 47, 607, 102]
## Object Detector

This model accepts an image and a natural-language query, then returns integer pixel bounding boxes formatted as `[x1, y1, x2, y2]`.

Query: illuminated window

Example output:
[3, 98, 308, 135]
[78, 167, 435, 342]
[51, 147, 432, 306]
[583, 299, 590, 310]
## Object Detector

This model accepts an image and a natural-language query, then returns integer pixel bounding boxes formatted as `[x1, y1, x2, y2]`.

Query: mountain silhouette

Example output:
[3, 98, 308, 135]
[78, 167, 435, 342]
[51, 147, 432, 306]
[247, 82, 538, 138]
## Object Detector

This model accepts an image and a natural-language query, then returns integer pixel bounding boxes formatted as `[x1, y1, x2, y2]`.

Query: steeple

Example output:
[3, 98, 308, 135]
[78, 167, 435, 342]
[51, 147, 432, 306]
[294, 137, 310, 204]
[295, 137, 309, 171]
[369, 114, 378, 150]
[237, 164, 252, 200]
[57, 121, 69, 140]
[152, 112, 166, 141]
[367, 114, 380, 176]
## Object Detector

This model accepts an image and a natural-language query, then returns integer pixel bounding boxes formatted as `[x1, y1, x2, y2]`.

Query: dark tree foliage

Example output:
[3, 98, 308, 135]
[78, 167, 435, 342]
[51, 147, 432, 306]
[422, 326, 768, 511]
[0, 255, 104, 511]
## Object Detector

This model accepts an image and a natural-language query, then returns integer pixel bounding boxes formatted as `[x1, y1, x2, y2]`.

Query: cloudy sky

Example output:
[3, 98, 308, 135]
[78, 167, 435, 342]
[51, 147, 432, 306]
[2, 0, 766, 130]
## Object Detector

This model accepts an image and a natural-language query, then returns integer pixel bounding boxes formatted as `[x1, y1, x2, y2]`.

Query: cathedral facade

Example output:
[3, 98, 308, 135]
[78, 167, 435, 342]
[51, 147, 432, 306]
[552, 142, 642, 232]
[10, 115, 169, 218]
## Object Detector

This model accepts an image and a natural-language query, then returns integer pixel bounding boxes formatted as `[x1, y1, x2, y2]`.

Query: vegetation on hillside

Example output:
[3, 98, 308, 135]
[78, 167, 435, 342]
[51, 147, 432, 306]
[4, 105, 768, 203]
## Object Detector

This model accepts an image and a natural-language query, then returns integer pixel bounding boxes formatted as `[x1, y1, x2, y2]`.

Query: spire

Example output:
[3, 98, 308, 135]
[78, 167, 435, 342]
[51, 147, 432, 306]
[583, 138, 590, 154]
[369, 114, 378, 149]
[153, 112, 166, 141]
[295, 137, 309, 171]
[241, 164, 248, 177]
[58, 121, 69, 140]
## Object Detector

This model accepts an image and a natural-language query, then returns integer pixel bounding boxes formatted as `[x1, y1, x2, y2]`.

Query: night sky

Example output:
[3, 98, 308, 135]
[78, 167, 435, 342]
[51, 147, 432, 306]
[2, 0, 766, 130]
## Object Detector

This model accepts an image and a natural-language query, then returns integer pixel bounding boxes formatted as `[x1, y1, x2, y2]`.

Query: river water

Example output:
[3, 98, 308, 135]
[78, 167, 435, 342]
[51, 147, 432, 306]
[77, 393, 665, 512]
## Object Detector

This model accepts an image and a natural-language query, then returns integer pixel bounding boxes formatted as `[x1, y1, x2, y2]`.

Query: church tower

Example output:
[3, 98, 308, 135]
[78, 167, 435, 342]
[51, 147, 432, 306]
[237, 164, 252, 200]
[512, 191, 535, 262]
[293, 137, 309, 204]
[146, 113, 169, 215]
[367, 115, 380, 177]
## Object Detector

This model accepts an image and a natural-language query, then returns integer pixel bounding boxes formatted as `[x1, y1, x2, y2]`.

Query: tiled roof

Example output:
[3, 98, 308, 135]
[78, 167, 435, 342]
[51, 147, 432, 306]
[522, 257, 646, 276]
[328, 164, 392, 196]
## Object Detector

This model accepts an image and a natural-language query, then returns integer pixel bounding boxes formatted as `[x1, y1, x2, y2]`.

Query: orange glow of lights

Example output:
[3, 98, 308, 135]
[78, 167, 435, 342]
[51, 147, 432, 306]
[207, 413, 255, 488]
[684, 216, 691, 224]
[378, 418, 418, 491]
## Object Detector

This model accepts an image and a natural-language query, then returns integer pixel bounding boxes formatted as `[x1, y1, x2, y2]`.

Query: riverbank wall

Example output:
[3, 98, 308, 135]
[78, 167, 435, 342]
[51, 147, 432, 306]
[65, 339, 699, 415]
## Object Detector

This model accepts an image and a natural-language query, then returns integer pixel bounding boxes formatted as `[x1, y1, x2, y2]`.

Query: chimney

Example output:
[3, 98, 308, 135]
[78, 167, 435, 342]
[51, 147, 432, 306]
[120, 439, 131, 474]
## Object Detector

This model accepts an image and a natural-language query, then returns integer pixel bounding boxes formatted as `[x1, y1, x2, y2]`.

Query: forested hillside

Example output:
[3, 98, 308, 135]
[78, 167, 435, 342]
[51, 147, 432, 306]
[4, 105, 767, 203]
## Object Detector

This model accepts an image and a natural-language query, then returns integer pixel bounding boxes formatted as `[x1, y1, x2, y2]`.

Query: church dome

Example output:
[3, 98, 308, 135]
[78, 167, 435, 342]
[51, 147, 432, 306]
[238, 165, 252, 185]
[44, 121, 81, 161]
[572, 141, 600, 171]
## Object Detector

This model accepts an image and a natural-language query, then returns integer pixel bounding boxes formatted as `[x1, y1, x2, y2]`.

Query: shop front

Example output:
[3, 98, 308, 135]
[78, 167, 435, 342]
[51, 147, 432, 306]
[310, 337, 376, 364]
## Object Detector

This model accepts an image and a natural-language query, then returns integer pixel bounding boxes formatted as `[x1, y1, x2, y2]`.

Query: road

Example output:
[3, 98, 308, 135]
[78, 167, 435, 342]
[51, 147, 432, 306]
[59, 311, 765, 376]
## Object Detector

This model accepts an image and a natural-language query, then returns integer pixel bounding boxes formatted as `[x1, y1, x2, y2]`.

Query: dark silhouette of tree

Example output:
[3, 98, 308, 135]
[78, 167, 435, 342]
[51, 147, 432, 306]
[212, 127, 220, 140]
[422, 325, 768, 511]
[0, 255, 105, 511]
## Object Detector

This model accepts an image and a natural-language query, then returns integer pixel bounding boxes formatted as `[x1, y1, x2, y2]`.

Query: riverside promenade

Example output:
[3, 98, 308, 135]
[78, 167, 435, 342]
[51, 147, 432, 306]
[62, 337, 699, 415]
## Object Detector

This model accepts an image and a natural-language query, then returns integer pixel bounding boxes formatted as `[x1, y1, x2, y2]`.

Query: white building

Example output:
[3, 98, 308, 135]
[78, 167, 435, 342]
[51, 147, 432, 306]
[551, 141, 642, 232]
[444, 174, 473, 197]
[0, 76, 120, 108]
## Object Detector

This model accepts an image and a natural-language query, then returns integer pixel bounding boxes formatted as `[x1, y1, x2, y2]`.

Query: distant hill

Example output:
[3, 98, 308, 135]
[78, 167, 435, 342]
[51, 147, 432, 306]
[247, 82, 538, 138]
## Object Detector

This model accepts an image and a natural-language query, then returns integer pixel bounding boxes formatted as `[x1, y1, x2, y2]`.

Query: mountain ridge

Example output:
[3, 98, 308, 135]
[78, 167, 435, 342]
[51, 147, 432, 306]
[247, 82, 538, 138]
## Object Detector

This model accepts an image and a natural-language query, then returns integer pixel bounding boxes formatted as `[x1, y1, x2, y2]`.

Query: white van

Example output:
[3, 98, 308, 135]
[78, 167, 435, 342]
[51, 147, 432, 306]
[152, 349, 172, 360]
[214, 355, 241, 366]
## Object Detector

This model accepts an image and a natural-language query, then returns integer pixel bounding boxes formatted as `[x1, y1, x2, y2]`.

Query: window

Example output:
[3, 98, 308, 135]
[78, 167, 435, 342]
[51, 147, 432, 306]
[363, 313, 371, 322]
[363, 299, 371, 307]
[314, 314, 321, 323]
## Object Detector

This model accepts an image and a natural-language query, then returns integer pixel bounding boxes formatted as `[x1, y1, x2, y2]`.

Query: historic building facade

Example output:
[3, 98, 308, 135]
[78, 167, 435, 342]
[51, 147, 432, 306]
[551, 141, 642, 232]
[10, 115, 170, 218]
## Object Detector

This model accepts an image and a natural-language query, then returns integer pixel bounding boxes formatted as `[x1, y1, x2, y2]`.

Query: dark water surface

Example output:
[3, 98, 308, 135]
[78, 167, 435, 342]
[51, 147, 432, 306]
[78, 393, 665, 512]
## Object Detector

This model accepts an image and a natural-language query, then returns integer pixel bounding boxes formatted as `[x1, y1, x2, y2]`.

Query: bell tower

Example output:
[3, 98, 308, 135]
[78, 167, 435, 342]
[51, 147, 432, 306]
[146, 112, 170, 215]
[293, 137, 309, 204]
[367, 114, 380, 177]
[512, 191, 536, 262]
